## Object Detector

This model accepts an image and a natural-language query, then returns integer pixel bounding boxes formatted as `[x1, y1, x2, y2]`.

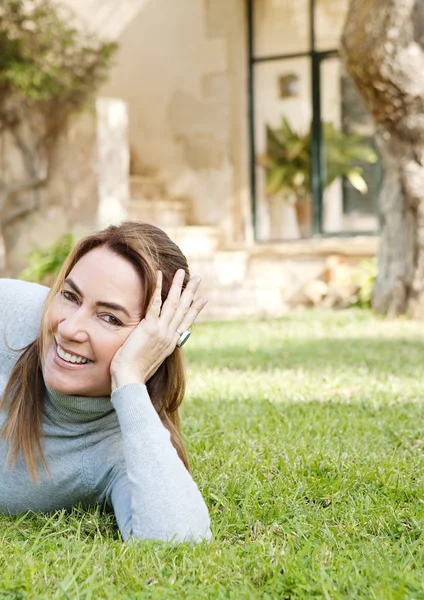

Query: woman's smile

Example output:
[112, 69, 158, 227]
[53, 340, 92, 368]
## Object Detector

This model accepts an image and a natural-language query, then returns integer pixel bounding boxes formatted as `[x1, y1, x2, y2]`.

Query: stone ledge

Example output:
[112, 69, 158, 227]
[228, 236, 379, 258]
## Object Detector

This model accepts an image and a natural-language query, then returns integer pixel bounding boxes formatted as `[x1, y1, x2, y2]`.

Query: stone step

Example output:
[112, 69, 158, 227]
[128, 198, 188, 228]
[129, 175, 166, 201]
[186, 250, 248, 285]
[164, 226, 223, 257]
[196, 282, 287, 321]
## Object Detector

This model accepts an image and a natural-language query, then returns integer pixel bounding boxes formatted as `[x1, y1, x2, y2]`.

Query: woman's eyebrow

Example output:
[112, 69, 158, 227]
[64, 277, 131, 318]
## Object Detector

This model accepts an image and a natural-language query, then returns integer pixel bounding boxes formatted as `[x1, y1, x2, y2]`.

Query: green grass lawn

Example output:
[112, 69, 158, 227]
[2, 309, 424, 599]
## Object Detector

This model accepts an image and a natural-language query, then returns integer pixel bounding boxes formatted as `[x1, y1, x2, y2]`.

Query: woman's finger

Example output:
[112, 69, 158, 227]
[173, 296, 208, 344]
[169, 274, 202, 332]
[145, 270, 163, 320]
[159, 269, 186, 324]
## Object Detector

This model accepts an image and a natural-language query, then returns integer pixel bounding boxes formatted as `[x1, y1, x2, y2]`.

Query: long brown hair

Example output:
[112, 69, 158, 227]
[0, 221, 191, 481]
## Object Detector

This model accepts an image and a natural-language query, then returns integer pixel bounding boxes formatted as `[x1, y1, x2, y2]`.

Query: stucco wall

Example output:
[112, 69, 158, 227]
[100, 0, 251, 242]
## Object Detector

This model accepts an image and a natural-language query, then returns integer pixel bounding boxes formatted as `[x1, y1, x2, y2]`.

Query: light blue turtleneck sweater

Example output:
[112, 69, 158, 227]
[0, 279, 211, 542]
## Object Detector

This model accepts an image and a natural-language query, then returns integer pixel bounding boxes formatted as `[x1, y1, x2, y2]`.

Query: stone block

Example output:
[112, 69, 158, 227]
[128, 198, 188, 228]
[130, 175, 166, 202]
[96, 97, 130, 229]
[213, 251, 248, 285]
[165, 226, 223, 258]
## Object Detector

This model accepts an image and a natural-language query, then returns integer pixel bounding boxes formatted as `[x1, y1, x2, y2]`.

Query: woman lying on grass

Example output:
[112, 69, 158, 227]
[0, 221, 211, 543]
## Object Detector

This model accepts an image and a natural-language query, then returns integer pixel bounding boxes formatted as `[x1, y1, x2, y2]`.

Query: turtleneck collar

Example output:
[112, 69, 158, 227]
[44, 384, 116, 425]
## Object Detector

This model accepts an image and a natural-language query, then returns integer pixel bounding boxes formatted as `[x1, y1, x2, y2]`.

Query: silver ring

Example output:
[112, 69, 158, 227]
[176, 329, 191, 348]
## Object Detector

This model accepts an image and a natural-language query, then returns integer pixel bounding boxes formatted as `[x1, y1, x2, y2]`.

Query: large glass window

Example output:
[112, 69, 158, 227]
[254, 58, 312, 241]
[248, 0, 381, 241]
[321, 58, 380, 234]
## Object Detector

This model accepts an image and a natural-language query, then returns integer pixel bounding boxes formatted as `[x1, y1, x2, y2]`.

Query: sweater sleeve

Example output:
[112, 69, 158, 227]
[0, 279, 49, 353]
[109, 383, 211, 543]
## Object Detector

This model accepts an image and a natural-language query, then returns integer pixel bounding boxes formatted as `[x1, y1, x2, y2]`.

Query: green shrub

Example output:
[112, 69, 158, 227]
[258, 117, 378, 202]
[19, 233, 74, 285]
[0, 0, 117, 102]
[349, 257, 377, 309]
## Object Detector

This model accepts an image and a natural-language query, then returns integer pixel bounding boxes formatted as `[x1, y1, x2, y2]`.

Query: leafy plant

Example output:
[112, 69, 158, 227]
[258, 118, 378, 202]
[0, 0, 117, 122]
[349, 257, 377, 309]
[0, 0, 116, 238]
[19, 232, 74, 285]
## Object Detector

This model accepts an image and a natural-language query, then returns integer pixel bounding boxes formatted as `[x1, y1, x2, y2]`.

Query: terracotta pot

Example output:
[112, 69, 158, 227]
[295, 198, 312, 238]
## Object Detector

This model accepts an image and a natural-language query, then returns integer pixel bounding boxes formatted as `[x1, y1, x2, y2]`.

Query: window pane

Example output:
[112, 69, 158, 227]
[253, 58, 312, 241]
[315, 0, 350, 52]
[254, 0, 310, 58]
[320, 58, 380, 234]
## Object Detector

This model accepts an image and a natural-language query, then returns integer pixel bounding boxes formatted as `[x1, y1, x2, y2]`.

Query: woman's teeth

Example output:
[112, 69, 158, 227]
[57, 345, 89, 364]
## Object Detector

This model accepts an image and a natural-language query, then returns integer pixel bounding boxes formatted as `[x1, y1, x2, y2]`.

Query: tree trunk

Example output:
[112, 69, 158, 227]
[341, 0, 424, 316]
[0, 106, 50, 275]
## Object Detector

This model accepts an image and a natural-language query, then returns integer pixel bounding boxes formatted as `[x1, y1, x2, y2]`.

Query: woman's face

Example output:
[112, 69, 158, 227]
[43, 247, 143, 397]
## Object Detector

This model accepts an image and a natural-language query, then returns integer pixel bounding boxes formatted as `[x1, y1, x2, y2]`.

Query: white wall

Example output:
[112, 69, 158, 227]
[98, 0, 249, 241]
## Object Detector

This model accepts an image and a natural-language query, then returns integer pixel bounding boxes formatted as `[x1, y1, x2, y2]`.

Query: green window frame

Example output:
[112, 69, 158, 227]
[247, 0, 380, 241]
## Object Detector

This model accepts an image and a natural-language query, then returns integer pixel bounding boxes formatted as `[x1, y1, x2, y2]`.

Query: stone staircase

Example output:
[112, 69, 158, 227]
[128, 174, 189, 228]
[127, 173, 377, 321]
[160, 226, 292, 320]
[127, 175, 274, 319]
[156, 228, 378, 321]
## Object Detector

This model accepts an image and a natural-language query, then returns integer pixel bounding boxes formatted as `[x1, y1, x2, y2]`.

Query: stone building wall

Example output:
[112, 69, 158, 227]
[0, 109, 99, 276]
[99, 0, 251, 244]
[0, 95, 133, 277]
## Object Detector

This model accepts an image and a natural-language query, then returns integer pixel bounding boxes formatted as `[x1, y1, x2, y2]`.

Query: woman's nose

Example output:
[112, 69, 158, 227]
[57, 309, 89, 343]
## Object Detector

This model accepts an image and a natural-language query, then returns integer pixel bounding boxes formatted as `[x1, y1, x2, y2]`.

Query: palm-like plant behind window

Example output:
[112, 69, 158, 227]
[258, 118, 378, 202]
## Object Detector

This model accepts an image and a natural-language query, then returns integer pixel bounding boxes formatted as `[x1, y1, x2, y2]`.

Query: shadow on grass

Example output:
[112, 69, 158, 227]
[185, 338, 424, 375]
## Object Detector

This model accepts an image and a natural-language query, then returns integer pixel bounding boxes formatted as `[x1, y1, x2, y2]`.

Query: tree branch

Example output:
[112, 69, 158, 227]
[0, 201, 38, 226]
[0, 177, 47, 213]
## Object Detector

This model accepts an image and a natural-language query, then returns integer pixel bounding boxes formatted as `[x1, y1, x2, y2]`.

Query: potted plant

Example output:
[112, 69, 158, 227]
[258, 118, 378, 238]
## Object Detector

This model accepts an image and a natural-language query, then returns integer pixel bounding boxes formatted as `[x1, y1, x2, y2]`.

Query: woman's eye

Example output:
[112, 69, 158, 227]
[102, 314, 122, 327]
[62, 290, 78, 303]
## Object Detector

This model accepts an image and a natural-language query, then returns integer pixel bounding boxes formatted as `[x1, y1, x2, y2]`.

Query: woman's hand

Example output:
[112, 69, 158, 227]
[110, 269, 207, 391]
